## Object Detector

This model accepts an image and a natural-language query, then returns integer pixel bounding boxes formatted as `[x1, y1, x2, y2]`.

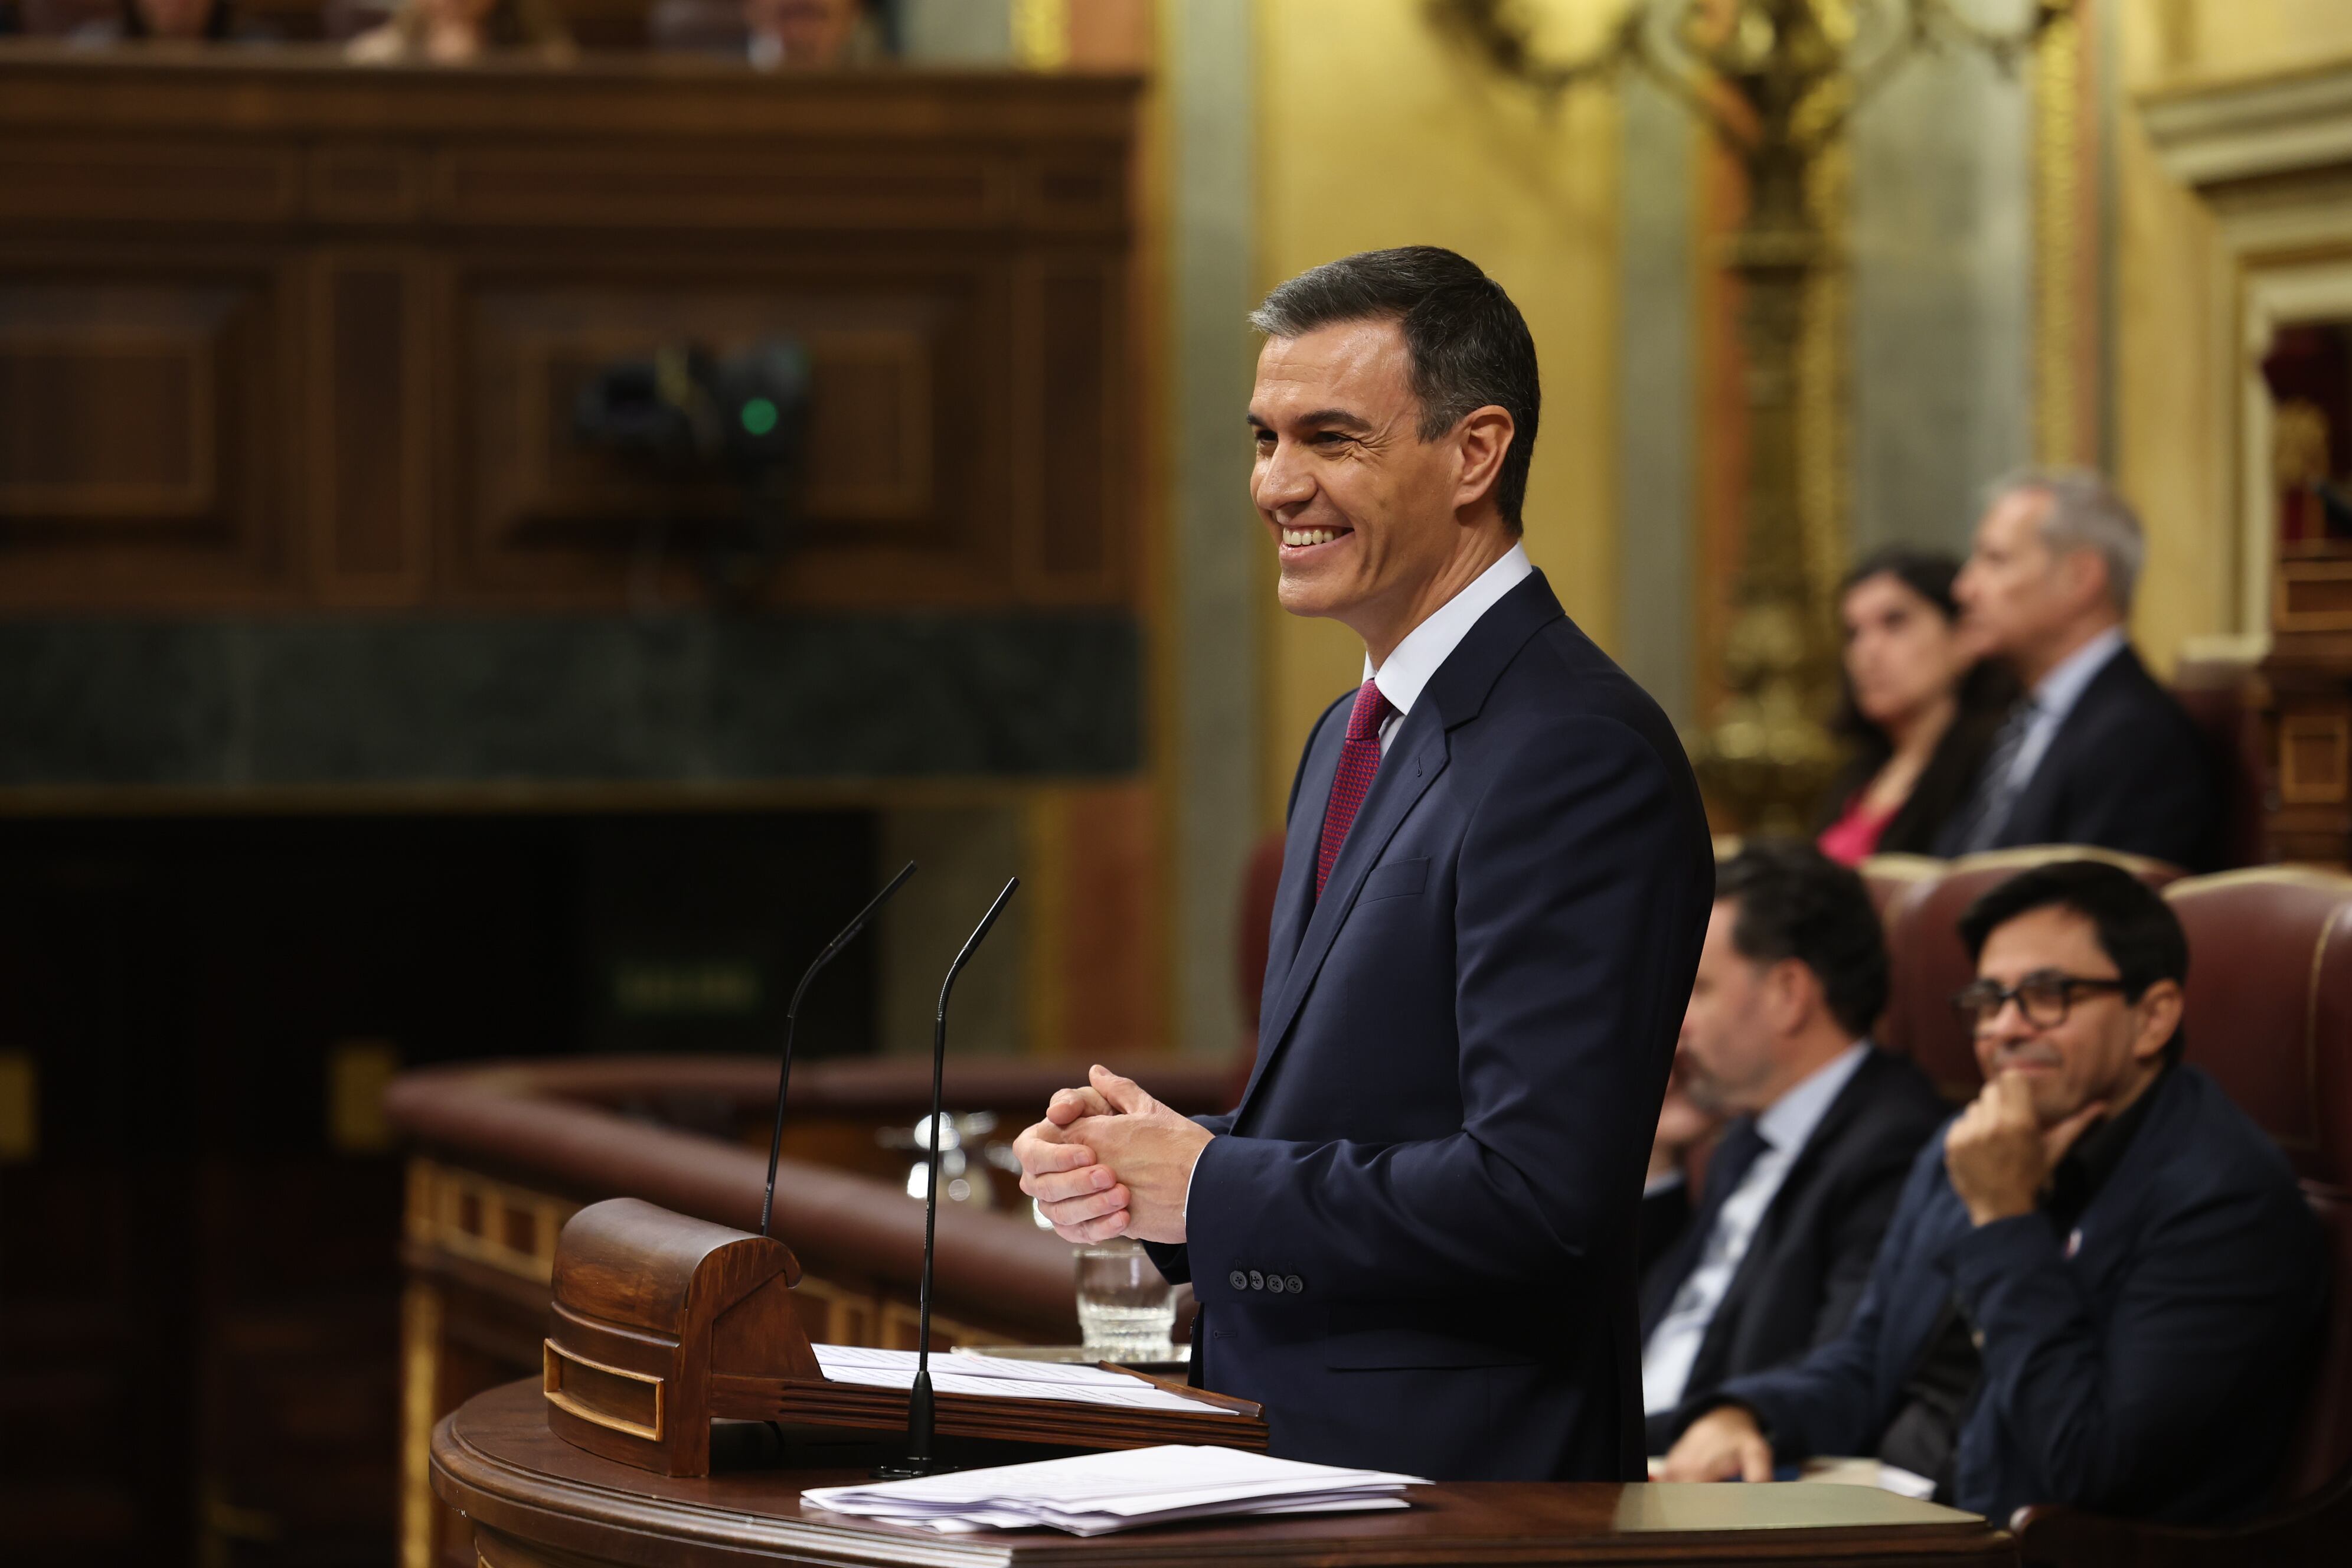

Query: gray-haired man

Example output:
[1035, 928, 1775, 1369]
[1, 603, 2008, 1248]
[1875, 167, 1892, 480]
[1931, 469, 2218, 868]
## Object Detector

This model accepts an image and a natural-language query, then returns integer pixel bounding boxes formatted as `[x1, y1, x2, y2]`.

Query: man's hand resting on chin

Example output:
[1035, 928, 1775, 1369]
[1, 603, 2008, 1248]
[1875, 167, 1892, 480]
[1012, 1065, 1213, 1246]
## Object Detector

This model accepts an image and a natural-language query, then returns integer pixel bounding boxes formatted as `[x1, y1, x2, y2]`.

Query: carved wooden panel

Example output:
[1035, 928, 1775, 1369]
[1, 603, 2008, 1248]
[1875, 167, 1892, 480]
[455, 273, 1008, 607]
[309, 256, 432, 605]
[0, 57, 1139, 612]
[2281, 711, 2351, 806]
[308, 146, 426, 226]
[1018, 257, 1127, 600]
[2278, 559, 2352, 631]
[0, 272, 293, 608]
[0, 138, 298, 226]
[433, 147, 1007, 232]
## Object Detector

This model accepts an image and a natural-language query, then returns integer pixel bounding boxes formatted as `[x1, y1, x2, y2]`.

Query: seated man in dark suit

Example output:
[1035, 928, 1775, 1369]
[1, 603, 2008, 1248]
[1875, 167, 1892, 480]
[1932, 470, 2218, 868]
[1640, 842, 1946, 1455]
[1660, 862, 2326, 1525]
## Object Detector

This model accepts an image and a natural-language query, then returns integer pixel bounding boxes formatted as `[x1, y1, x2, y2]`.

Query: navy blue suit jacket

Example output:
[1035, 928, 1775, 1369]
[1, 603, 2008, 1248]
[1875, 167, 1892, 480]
[1146, 570, 1713, 1481]
[1692, 1066, 2326, 1524]
[1930, 645, 2219, 869]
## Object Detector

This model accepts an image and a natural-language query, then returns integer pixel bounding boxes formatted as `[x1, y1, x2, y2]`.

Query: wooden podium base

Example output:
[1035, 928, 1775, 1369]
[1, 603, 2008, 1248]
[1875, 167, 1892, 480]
[432, 1380, 2018, 1566]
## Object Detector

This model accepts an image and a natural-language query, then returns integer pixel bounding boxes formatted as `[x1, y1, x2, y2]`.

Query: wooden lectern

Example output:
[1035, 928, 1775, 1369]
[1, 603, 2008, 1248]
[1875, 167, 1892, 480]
[541, 1198, 1266, 1476]
[439, 1379, 2021, 1567]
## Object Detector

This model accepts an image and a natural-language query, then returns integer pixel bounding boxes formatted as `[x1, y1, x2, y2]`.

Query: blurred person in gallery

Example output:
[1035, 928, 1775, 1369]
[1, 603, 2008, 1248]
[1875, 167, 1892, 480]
[1815, 547, 2019, 865]
[646, 0, 887, 66]
[1931, 470, 2219, 868]
[1659, 861, 2324, 1523]
[1639, 842, 1946, 1456]
[743, 0, 883, 67]
[346, 0, 571, 63]
[37, 0, 270, 41]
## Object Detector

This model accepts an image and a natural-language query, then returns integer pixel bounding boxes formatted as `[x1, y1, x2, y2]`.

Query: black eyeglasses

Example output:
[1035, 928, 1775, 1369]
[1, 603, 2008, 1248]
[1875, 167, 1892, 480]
[1951, 971, 2128, 1032]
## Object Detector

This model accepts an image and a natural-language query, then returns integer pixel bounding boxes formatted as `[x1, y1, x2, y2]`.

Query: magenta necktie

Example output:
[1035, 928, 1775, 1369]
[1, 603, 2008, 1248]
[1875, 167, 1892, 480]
[1316, 679, 1395, 899]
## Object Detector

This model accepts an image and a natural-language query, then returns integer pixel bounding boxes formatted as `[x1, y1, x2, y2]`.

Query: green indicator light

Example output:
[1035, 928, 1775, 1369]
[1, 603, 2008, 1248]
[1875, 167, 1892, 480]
[740, 397, 779, 437]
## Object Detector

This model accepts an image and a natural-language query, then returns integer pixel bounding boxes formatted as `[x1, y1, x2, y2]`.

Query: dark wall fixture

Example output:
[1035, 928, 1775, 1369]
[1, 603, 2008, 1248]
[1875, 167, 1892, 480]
[573, 337, 814, 602]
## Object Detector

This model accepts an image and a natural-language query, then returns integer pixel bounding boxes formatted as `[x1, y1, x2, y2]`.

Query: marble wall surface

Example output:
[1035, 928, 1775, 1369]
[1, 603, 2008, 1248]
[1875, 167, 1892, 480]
[1848, 48, 2036, 561]
[0, 613, 1141, 787]
[1610, 23, 2043, 727]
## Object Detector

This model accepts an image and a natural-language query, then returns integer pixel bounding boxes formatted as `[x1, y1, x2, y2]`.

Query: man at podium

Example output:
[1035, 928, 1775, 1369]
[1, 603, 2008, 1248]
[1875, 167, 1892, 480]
[1015, 247, 1713, 1481]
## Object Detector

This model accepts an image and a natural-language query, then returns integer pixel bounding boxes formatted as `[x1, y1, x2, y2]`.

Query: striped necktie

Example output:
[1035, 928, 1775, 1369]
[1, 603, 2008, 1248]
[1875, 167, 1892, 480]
[1954, 697, 2040, 854]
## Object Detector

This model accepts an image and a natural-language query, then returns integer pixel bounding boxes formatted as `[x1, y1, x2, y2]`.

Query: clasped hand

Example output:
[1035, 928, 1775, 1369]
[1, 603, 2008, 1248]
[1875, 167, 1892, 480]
[1012, 1064, 1211, 1245]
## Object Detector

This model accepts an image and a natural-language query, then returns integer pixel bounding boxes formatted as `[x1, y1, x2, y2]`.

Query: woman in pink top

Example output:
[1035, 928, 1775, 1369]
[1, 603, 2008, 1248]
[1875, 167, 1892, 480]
[1814, 548, 2015, 864]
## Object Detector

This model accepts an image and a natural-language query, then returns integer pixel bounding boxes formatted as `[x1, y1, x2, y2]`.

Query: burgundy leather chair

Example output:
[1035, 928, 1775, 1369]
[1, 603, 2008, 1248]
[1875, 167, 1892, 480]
[1857, 852, 1945, 923]
[2174, 665, 2270, 871]
[1876, 848, 2184, 1103]
[2012, 867, 2352, 1565]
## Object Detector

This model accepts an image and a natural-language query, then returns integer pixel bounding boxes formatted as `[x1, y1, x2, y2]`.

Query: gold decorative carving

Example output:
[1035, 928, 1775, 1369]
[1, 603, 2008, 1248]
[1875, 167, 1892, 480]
[400, 1282, 444, 1568]
[410, 1158, 574, 1283]
[1013, 0, 1072, 71]
[1436, 0, 2078, 830]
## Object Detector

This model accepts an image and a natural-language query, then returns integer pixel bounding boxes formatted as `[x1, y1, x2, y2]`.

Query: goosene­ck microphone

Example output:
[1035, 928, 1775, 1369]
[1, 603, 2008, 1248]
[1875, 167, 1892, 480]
[758, 861, 919, 1241]
[874, 875, 1019, 1479]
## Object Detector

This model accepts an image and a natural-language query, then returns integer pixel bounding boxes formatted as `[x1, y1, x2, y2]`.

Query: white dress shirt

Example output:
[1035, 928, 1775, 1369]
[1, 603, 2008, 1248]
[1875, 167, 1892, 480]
[2001, 626, 2126, 795]
[1640, 1041, 1871, 1416]
[1363, 543, 1534, 754]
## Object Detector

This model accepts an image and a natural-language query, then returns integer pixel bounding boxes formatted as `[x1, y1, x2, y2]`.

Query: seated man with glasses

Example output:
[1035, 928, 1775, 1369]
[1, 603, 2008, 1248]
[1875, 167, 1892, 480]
[1658, 861, 2325, 1525]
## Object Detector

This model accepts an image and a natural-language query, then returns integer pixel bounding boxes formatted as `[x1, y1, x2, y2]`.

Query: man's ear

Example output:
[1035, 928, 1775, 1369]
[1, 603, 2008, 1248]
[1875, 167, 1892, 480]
[2129, 978, 2184, 1065]
[1761, 957, 1816, 1038]
[1451, 406, 1515, 519]
[2062, 545, 2113, 618]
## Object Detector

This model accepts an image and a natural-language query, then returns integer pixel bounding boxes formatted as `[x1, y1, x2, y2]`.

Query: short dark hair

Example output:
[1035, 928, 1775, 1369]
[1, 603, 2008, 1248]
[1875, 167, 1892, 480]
[1958, 861, 2188, 1064]
[1716, 840, 1889, 1040]
[1840, 543, 1961, 620]
[1250, 246, 1541, 531]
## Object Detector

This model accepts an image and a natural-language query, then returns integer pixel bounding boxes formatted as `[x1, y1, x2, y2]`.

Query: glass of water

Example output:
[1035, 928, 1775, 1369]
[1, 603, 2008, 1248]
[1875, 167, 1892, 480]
[1074, 1240, 1175, 1361]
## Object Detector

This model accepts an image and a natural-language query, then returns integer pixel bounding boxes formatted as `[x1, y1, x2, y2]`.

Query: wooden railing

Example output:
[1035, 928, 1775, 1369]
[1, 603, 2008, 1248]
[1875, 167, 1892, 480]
[385, 1054, 1233, 1568]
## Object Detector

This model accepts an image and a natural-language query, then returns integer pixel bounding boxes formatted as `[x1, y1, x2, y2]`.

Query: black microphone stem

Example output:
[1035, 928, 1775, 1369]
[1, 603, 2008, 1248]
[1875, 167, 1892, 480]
[894, 874, 1018, 1478]
[759, 861, 917, 1240]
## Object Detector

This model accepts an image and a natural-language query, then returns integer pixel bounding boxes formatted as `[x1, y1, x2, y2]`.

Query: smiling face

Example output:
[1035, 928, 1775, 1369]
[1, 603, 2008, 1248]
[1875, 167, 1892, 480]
[1841, 571, 1969, 732]
[1248, 318, 1513, 662]
[1971, 905, 2177, 1128]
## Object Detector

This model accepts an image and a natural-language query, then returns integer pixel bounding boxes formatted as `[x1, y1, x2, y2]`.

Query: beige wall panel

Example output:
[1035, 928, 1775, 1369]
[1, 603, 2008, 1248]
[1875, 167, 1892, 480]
[2115, 0, 2352, 672]
[1252, 0, 1619, 817]
[2135, 1, 2352, 84]
[2114, 90, 2227, 675]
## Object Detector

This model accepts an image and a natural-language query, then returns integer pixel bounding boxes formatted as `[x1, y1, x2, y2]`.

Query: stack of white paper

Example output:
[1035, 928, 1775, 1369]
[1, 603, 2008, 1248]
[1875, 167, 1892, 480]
[809, 1344, 1236, 1418]
[801, 1445, 1429, 1536]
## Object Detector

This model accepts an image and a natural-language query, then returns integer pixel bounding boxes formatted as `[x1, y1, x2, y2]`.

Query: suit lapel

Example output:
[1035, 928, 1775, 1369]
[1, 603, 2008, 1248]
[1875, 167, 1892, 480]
[1689, 1054, 1882, 1378]
[1235, 570, 1569, 1122]
[1257, 714, 1345, 1018]
[2007, 645, 2137, 838]
[1237, 713, 1449, 1116]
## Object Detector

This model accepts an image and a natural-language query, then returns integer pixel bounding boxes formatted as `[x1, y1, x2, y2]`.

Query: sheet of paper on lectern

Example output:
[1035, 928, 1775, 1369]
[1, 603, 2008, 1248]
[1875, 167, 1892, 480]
[808, 1344, 1234, 1417]
[801, 1443, 1429, 1535]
